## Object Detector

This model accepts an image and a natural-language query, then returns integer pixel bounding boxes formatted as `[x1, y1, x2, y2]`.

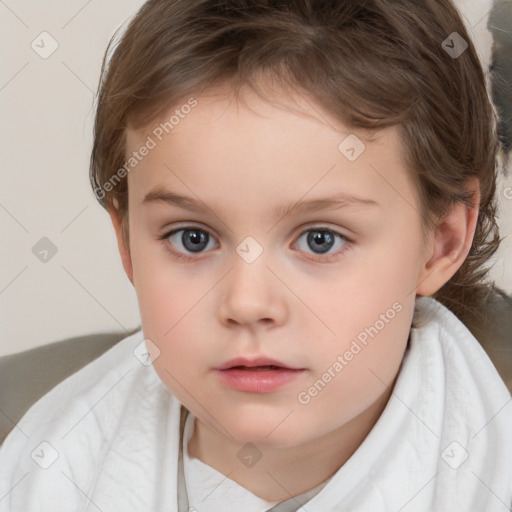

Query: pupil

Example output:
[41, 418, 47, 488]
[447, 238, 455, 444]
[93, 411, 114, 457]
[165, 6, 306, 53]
[183, 230, 208, 252]
[308, 230, 334, 254]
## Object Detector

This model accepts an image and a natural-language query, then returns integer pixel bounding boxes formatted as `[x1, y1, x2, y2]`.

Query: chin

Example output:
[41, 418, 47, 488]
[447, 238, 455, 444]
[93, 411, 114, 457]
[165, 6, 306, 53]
[217, 412, 306, 448]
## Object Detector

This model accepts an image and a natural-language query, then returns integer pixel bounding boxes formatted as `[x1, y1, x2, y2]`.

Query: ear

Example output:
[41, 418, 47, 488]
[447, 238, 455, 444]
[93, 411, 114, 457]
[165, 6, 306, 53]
[107, 201, 134, 286]
[416, 176, 480, 297]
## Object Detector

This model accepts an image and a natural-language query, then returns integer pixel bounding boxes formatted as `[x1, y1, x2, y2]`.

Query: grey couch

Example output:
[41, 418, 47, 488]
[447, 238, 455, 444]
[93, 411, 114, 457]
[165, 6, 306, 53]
[1, 289, 511, 446]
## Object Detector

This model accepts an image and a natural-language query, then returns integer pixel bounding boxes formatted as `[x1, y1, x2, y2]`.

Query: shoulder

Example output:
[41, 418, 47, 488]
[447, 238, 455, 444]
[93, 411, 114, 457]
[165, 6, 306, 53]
[414, 287, 512, 395]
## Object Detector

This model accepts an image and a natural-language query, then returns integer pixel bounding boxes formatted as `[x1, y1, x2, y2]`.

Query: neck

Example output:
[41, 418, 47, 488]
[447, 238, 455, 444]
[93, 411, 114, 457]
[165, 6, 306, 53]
[187, 384, 394, 502]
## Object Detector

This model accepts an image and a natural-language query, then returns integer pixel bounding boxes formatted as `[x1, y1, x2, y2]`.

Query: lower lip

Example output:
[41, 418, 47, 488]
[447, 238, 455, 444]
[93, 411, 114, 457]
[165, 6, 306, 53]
[214, 368, 305, 393]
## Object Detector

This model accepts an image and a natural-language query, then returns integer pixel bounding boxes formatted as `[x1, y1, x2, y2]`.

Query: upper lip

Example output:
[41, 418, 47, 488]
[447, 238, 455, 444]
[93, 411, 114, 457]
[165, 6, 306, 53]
[214, 357, 303, 371]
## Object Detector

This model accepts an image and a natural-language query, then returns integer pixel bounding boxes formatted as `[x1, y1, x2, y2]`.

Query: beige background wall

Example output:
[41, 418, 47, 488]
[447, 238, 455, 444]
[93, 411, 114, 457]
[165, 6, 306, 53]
[1, 0, 511, 356]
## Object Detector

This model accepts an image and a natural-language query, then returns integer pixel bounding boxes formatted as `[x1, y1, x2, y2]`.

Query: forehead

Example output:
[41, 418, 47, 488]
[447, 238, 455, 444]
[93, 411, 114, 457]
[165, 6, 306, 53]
[124, 86, 417, 217]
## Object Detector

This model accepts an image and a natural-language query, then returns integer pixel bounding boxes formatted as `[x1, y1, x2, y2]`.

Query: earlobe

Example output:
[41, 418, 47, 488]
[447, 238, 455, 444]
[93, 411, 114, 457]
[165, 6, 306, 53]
[107, 203, 134, 286]
[416, 177, 480, 297]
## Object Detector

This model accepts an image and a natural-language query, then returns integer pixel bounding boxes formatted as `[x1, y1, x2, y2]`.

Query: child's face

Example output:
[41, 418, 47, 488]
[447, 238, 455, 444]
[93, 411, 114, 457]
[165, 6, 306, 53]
[119, 84, 433, 448]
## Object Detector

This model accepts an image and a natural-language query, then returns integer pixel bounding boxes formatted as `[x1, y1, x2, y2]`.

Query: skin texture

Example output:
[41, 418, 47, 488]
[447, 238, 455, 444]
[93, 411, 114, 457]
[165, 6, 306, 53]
[108, 84, 479, 502]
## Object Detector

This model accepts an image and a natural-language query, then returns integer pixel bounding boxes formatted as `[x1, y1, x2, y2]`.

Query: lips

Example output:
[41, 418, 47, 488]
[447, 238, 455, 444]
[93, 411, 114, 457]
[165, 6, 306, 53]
[214, 365, 306, 393]
[215, 356, 303, 371]
[230, 365, 280, 371]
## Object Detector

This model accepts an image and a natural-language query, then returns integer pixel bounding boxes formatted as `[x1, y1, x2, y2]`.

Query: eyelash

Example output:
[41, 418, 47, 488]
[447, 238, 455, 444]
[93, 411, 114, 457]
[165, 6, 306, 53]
[157, 225, 353, 263]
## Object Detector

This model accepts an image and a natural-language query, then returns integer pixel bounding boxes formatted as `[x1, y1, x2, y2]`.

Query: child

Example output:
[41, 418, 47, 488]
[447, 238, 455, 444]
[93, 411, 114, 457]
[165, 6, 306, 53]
[1, 0, 511, 510]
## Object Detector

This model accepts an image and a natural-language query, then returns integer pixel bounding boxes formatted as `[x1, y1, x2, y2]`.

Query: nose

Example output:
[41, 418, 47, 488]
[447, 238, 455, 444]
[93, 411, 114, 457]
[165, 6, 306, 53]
[217, 253, 288, 330]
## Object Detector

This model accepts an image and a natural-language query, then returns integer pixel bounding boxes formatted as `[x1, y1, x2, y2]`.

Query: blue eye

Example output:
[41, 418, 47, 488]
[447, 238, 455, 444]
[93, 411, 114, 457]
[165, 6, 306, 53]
[158, 226, 351, 262]
[160, 227, 217, 258]
[293, 229, 349, 259]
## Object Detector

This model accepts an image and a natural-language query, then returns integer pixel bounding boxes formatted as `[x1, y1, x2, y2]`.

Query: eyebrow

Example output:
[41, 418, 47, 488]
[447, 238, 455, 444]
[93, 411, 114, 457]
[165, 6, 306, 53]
[142, 186, 380, 218]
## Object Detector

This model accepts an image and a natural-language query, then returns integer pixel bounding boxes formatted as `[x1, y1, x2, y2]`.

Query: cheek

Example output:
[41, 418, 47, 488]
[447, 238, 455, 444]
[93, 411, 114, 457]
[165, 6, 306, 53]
[135, 273, 208, 404]
[302, 240, 418, 415]
[300, 228, 420, 345]
[128, 235, 204, 368]
[335, 243, 418, 380]
[136, 269, 206, 354]
[129, 228, 188, 326]
[303, 298, 414, 428]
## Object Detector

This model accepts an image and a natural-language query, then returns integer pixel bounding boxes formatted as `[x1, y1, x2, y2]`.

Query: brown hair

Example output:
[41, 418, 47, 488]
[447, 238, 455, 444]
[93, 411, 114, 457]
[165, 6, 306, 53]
[89, 0, 503, 326]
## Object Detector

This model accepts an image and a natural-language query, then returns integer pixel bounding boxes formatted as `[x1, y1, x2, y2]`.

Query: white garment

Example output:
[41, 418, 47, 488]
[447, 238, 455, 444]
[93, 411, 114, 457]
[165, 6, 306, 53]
[182, 410, 282, 511]
[0, 296, 511, 511]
